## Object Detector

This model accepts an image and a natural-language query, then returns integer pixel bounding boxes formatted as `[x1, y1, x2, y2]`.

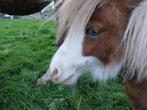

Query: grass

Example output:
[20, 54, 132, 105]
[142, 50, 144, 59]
[0, 19, 132, 110]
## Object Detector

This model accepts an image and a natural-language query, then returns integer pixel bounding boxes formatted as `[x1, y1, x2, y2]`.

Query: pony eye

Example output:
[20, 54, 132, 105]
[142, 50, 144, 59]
[86, 26, 102, 38]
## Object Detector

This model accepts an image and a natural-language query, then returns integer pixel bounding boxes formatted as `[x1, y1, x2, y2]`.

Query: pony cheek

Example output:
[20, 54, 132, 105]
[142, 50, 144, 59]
[82, 37, 110, 65]
[82, 40, 123, 81]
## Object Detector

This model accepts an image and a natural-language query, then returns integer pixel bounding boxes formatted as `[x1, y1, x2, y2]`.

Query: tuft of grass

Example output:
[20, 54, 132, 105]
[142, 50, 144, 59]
[0, 19, 132, 110]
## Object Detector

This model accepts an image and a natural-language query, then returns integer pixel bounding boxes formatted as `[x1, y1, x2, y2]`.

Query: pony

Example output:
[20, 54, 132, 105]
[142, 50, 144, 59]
[37, 0, 147, 109]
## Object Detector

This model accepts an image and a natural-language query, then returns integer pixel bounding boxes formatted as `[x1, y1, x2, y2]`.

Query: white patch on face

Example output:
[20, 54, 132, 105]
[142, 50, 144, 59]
[37, 30, 123, 85]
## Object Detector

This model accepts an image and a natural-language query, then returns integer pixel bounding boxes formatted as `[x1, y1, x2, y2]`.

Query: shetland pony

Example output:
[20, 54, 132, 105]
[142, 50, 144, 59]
[37, 0, 147, 109]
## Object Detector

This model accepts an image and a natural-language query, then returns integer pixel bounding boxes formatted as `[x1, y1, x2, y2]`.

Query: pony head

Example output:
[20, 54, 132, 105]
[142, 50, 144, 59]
[37, 0, 147, 85]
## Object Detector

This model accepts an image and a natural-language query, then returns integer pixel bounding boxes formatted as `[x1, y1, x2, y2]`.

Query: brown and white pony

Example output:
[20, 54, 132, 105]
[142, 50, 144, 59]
[37, 0, 147, 109]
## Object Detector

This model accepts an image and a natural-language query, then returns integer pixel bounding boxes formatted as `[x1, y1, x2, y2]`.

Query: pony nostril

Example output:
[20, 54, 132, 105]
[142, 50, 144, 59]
[50, 69, 59, 81]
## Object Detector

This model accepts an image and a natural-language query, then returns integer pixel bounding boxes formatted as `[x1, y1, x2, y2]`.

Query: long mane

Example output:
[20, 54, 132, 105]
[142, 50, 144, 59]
[124, 0, 147, 82]
[55, 0, 110, 40]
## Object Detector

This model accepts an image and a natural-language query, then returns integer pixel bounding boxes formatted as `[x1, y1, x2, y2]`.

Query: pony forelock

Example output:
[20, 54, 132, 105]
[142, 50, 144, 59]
[55, 0, 110, 40]
[123, 0, 147, 82]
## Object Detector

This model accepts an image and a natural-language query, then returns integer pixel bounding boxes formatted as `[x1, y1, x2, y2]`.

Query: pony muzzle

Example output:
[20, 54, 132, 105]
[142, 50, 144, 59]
[49, 67, 79, 85]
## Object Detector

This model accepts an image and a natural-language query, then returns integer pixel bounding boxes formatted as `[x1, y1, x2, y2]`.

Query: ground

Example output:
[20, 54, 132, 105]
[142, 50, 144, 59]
[0, 20, 132, 110]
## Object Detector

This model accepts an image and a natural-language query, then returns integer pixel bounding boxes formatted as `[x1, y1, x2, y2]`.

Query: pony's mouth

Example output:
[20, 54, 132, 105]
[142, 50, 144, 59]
[51, 74, 77, 85]
[37, 69, 79, 86]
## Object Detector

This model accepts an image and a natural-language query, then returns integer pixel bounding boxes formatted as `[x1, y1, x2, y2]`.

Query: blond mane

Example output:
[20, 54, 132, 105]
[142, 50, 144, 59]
[123, 0, 147, 82]
[55, 0, 110, 40]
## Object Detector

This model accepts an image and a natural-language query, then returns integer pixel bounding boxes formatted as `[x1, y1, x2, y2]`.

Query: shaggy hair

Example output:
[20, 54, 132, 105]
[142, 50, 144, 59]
[124, 0, 147, 82]
[55, 0, 110, 40]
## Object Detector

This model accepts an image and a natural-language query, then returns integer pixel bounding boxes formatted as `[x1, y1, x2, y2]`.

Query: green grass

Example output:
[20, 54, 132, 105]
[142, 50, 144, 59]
[0, 19, 132, 110]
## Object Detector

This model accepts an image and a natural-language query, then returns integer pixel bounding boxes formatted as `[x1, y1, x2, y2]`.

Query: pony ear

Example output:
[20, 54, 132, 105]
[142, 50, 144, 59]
[123, 0, 147, 82]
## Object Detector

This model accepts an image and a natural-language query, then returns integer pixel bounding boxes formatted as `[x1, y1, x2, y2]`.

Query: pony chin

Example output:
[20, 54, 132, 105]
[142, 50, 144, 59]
[90, 59, 123, 82]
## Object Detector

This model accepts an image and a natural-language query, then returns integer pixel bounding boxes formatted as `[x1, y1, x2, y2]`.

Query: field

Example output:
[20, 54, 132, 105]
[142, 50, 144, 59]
[0, 20, 132, 110]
